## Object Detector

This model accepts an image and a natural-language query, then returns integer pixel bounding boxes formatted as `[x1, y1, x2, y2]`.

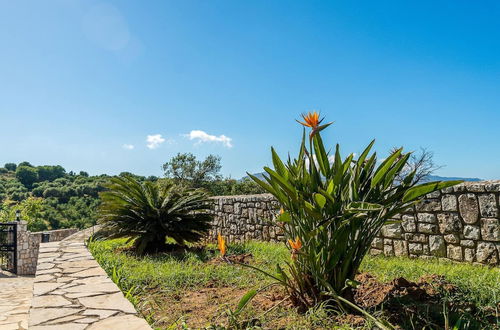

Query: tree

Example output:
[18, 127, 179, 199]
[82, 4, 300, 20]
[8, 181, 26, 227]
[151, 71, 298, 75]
[393, 147, 444, 184]
[4, 163, 16, 172]
[37, 165, 66, 182]
[18, 161, 33, 168]
[15, 166, 39, 188]
[163, 153, 222, 188]
[98, 175, 212, 255]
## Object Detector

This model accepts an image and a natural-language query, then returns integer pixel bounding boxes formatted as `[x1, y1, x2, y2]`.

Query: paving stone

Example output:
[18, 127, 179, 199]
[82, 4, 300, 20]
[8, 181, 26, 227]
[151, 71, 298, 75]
[33, 282, 64, 296]
[70, 267, 107, 278]
[78, 292, 137, 313]
[63, 282, 120, 294]
[82, 309, 118, 319]
[86, 315, 151, 330]
[32, 295, 72, 308]
[29, 307, 81, 326]
[31, 324, 87, 330]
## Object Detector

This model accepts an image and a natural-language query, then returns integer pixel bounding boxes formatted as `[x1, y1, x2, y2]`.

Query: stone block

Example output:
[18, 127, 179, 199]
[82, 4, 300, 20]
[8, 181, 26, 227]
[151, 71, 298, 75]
[463, 225, 480, 240]
[405, 233, 428, 243]
[416, 199, 441, 212]
[429, 235, 446, 257]
[393, 240, 408, 256]
[380, 223, 403, 239]
[371, 238, 383, 249]
[458, 194, 479, 224]
[485, 181, 500, 192]
[476, 242, 498, 264]
[384, 244, 394, 256]
[466, 183, 486, 192]
[464, 248, 475, 262]
[447, 245, 463, 261]
[408, 243, 423, 255]
[478, 194, 498, 217]
[441, 195, 458, 211]
[460, 240, 475, 248]
[480, 218, 500, 242]
[417, 213, 437, 224]
[437, 213, 462, 234]
[401, 215, 416, 232]
[417, 223, 438, 234]
[444, 234, 460, 244]
[370, 249, 383, 256]
[426, 191, 441, 199]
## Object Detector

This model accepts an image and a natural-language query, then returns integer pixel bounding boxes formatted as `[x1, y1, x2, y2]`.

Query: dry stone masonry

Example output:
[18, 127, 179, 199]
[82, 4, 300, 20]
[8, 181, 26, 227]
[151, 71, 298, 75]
[16, 222, 77, 275]
[210, 181, 500, 266]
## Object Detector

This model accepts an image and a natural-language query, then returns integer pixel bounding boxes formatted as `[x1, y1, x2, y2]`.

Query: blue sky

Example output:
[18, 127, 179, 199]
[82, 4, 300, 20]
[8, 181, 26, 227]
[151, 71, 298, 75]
[1, 1, 499, 179]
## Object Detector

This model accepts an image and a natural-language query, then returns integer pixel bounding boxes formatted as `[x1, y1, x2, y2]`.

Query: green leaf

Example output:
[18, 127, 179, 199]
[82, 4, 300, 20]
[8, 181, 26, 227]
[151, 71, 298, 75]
[371, 148, 402, 188]
[277, 211, 291, 223]
[234, 289, 257, 315]
[402, 180, 462, 203]
[271, 147, 288, 178]
[313, 134, 330, 176]
[314, 193, 326, 209]
[347, 202, 383, 211]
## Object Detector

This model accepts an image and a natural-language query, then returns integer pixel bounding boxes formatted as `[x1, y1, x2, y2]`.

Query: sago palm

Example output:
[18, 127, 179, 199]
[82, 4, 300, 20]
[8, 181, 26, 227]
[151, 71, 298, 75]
[98, 175, 212, 255]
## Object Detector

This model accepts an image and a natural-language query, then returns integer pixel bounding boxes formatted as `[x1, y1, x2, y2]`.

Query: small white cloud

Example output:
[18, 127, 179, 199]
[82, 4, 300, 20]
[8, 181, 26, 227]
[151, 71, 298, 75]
[185, 130, 233, 148]
[122, 144, 134, 150]
[146, 134, 165, 149]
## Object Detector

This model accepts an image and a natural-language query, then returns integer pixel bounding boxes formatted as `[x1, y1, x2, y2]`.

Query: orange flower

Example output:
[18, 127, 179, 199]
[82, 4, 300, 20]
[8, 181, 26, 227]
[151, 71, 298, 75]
[279, 208, 285, 215]
[288, 237, 302, 250]
[288, 237, 302, 260]
[296, 111, 332, 138]
[217, 233, 226, 257]
[297, 111, 322, 129]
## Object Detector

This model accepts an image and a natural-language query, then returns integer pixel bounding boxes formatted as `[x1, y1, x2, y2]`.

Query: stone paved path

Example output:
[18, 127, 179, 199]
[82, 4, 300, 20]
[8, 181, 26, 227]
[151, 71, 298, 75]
[0, 273, 33, 330]
[28, 231, 150, 329]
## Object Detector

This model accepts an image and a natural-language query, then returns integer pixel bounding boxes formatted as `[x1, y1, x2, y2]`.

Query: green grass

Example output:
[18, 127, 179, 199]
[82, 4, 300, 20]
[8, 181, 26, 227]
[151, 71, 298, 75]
[88, 238, 288, 295]
[88, 238, 500, 329]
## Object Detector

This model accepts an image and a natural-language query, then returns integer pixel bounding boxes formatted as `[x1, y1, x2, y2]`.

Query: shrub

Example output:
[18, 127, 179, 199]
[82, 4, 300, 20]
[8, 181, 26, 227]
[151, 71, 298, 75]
[98, 174, 212, 255]
[15, 165, 38, 188]
[248, 112, 460, 316]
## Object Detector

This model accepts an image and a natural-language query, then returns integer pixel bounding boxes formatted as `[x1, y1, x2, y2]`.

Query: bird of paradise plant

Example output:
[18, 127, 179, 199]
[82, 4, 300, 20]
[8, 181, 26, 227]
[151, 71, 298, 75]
[244, 112, 461, 325]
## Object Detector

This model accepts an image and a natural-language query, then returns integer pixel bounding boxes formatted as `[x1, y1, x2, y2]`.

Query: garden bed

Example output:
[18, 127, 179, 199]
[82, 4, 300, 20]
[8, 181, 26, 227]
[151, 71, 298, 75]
[89, 239, 500, 329]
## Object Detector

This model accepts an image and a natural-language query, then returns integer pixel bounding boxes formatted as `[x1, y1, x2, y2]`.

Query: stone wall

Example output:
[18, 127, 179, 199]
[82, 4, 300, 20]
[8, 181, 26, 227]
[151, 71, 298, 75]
[210, 181, 500, 266]
[16, 223, 78, 275]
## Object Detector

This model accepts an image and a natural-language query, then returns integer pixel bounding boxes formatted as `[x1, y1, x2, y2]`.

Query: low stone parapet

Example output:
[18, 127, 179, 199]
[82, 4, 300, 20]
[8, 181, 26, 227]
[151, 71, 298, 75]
[16, 223, 78, 275]
[210, 181, 500, 266]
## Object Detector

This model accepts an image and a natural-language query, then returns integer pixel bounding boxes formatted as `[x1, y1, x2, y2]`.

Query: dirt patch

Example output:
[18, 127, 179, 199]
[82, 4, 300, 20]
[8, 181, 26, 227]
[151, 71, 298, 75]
[142, 285, 289, 329]
[136, 272, 495, 329]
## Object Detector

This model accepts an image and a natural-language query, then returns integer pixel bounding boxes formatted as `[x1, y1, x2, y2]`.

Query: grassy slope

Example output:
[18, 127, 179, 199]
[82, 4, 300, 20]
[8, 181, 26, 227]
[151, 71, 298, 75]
[89, 239, 500, 329]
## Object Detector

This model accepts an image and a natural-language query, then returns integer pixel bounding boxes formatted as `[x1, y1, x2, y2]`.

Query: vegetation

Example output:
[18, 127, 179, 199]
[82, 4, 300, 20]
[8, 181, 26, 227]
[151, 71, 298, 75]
[247, 112, 460, 316]
[0, 156, 262, 232]
[0, 163, 109, 230]
[163, 152, 265, 195]
[97, 175, 213, 255]
[88, 238, 500, 329]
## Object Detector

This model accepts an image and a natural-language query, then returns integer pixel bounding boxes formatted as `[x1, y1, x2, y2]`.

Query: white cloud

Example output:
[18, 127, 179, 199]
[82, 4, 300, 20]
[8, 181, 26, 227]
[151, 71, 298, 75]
[122, 144, 134, 150]
[185, 130, 233, 148]
[146, 134, 165, 149]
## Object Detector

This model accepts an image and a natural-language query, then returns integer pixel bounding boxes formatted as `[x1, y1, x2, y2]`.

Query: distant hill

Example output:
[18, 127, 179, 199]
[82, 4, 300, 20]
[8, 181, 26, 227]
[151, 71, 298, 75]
[243, 173, 483, 182]
[422, 175, 482, 182]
